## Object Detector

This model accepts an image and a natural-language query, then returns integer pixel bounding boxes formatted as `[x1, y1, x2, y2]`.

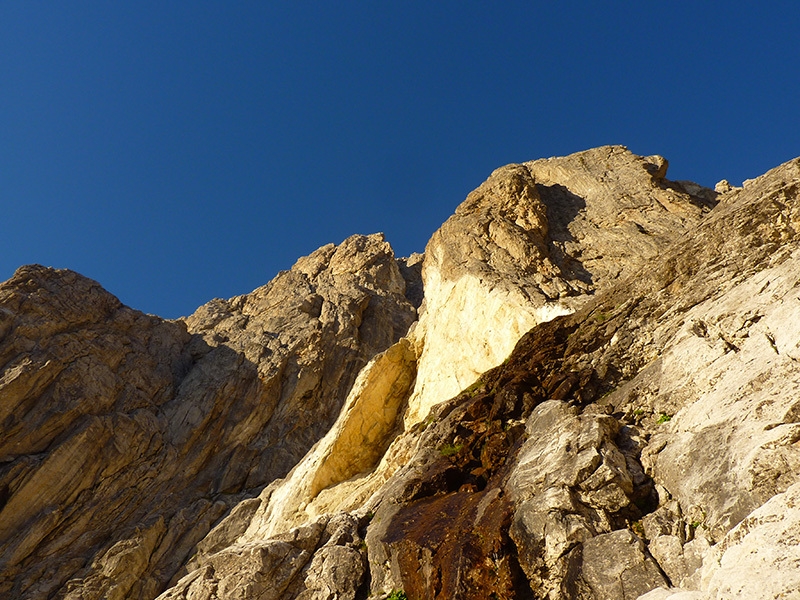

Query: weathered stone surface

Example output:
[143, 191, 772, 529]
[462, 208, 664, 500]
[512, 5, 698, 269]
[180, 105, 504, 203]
[351, 151, 798, 599]
[701, 480, 800, 598]
[641, 481, 800, 599]
[234, 337, 417, 542]
[636, 247, 800, 536]
[508, 401, 655, 598]
[158, 513, 366, 600]
[569, 529, 667, 600]
[524, 147, 716, 289]
[647, 534, 708, 589]
[214, 146, 713, 551]
[362, 394, 536, 599]
[396, 252, 424, 309]
[404, 145, 714, 426]
[0, 233, 415, 599]
[595, 158, 800, 549]
[357, 310, 615, 599]
[555, 156, 800, 597]
[0, 266, 198, 600]
[3, 147, 800, 600]
[183, 233, 417, 482]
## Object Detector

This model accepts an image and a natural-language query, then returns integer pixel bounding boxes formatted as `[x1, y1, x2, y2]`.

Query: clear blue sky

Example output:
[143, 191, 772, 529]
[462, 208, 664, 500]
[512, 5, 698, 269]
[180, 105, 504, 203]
[2, 2, 798, 318]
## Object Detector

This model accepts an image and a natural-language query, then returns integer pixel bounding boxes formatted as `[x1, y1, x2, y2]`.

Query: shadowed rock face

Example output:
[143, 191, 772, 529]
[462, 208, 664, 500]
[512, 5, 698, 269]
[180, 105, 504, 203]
[3, 148, 800, 600]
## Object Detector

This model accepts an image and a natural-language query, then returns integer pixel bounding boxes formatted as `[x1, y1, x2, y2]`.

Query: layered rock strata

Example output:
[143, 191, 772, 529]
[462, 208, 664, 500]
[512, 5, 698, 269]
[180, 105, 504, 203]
[0, 233, 416, 599]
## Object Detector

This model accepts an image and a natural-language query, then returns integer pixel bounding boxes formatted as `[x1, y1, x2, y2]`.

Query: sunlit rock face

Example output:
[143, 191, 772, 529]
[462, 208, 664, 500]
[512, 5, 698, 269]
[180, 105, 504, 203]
[404, 145, 713, 427]
[349, 154, 800, 600]
[0, 233, 416, 600]
[239, 338, 418, 542]
[195, 146, 713, 557]
[4, 147, 800, 600]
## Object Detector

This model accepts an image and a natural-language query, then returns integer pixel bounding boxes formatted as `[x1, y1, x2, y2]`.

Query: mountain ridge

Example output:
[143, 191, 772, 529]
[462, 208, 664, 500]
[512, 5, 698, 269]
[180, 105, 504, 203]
[1, 146, 799, 599]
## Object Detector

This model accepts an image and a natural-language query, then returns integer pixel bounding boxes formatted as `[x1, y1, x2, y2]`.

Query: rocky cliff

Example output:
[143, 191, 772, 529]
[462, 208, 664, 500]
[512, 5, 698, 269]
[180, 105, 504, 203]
[1, 146, 798, 599]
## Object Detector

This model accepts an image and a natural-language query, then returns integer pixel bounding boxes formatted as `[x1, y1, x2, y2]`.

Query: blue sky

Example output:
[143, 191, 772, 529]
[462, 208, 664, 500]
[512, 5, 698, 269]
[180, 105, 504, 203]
[2, 2, 798, 318]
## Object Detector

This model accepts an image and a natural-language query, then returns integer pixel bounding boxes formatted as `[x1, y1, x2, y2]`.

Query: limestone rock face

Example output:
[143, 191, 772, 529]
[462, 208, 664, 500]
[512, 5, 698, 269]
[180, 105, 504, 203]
[542, 155, 800, 598]
[508, 401, 660, 598]
[182, 233, 417, 480]
[200, 146, 715, 557]
[404, 145, 714, 426]
[640, 484, 800, 600]
[574, 530, 667, 600]
[250, 151, 797, 600]
[239, 338, 417, 541]
[157, 513, 367, 600]
[3, 147, 800, 600]
[354, 152, 800, 600]
[0, 233, 415, 599]
[524, 147, 716, 288]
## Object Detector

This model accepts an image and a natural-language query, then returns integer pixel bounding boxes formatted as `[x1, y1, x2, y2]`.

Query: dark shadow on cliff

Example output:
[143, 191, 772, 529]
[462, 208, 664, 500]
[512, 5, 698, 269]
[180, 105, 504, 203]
[536, 183, 594, 287]
[659, 179, 719, 212]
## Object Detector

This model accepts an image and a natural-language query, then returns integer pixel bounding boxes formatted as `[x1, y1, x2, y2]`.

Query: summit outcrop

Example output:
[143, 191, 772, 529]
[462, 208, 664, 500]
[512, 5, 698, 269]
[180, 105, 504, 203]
[405, 145, 714, 425]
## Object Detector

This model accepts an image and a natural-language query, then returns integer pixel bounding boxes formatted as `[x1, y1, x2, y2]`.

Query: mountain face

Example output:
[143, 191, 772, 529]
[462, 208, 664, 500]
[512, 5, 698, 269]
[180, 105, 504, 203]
[1, 146, 798, 599]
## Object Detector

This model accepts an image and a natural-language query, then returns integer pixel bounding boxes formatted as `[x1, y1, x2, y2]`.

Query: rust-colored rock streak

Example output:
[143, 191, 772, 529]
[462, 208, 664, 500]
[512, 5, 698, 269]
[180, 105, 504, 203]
[370, 317, 587, 599]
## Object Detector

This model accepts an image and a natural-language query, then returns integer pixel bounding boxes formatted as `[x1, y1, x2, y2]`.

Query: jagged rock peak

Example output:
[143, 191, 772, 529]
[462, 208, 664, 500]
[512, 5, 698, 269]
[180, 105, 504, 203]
[183, 232, 417, 373]
[166, 147, 724, 597]
[440, 145, 716, 295]
[404, 145, 715, 426]
[351, 152, 800, 599]
[178, 151, 800, 600]
[522, 145, 716, 288]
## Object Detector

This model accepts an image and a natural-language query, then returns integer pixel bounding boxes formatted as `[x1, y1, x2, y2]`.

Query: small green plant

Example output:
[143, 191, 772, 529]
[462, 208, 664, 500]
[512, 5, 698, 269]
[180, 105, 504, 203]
[595, 311, 609, 323]
[419, 414, 435, 432]
[633, 408, 645, 416]
[688, 508, 707, 534]
[439, 442, 464, 457]
[463, 379, 483, 396]
[387, 590, 408, 600]
[656, 413, 672, 424]
[599, 385, 618, 401]
[631, 520, 645, 538]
